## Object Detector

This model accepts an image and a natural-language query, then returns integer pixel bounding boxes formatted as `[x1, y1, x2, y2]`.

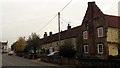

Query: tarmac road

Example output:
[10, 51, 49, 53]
[2, 54, 74, 68]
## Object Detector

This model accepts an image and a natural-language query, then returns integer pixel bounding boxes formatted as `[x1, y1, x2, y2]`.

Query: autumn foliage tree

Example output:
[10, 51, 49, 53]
[15, 37, 26, 52]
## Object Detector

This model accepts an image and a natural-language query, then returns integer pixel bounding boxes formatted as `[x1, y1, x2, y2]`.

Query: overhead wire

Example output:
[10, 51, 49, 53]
[5, 0, 73, 40]
[60, 17, 69, 24]
[36, 0, 72, 33]
[36, 14, 57, 33]
[60, 0, 72, 12]
[2, 14, 57, 25]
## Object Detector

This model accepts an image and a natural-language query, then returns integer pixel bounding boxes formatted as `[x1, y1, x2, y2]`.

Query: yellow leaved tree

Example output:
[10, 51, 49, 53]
[15, 37, 26, 52]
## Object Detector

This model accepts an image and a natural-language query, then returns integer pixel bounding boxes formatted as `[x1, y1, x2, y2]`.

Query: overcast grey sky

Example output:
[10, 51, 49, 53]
[0, 0, 119, 47]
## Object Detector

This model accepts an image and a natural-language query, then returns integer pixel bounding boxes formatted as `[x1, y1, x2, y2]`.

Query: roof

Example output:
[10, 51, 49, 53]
[82, 2, 104, 24]
[1, 41, 8, 45]
[82, 2, 120, 29]
[41, 26, 82, 44]
[104, 15, 120, 28]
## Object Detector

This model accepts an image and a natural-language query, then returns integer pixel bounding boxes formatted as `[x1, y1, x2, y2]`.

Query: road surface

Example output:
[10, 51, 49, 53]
[2, 54, 74, 68]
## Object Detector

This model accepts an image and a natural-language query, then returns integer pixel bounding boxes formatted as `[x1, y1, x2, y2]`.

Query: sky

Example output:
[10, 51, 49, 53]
[0, 0, 120, 48]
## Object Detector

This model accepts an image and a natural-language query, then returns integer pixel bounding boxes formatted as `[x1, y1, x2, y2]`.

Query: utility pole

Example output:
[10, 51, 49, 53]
[58, 12, 61, 48]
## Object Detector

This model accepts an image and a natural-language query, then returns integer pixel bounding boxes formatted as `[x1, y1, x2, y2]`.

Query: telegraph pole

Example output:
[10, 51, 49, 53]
[57, 0, 72, 49]
[58, 12, 61, 47]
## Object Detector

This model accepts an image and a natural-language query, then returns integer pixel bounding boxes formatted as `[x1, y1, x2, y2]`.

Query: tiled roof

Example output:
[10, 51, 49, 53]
[104, 15, 120, 28]
[41, 26, 82, 44]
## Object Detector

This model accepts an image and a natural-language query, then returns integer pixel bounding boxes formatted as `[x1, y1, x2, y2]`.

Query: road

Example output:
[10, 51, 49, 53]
[2, 54, 74, 68]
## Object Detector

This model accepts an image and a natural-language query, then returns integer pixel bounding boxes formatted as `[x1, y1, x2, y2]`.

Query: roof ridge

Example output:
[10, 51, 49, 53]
[104, 14, 120, 18]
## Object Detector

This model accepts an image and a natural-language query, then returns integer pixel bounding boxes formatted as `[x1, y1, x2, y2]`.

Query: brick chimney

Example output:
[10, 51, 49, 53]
[44, 32, 47, 38]
[49, 32, 52, 36]
[67, 24, 71, 30]
[88, 1, 95, 5]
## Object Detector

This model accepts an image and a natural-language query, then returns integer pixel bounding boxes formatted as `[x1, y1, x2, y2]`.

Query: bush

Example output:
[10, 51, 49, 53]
[108, 55, 120, 59]
[59, 40, 76, 58]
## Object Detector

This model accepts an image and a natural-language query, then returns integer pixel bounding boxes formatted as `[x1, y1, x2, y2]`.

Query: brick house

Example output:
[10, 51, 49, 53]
[40, 2, 120, 59]
[80, 2, 120, 59]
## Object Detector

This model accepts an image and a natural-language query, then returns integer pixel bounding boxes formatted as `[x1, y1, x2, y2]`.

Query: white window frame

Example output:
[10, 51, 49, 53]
[97, 44, 103, 54]
[84, 45, 89, 53]
[83, 31, 88, 39]
[97, 27, 103, 37]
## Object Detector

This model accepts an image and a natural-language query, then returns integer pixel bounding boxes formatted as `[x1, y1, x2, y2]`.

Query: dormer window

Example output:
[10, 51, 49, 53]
[97, 27, 103, 37]
[83, 31, 88, 39]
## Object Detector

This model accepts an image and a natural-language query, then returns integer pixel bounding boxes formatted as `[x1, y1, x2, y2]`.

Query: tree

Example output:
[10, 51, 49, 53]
[23, 40, 31, 53]
[27, 33, 41, 55]
[11, 41, 17, 51]
[59, 40, 76, 58]
[15, 37, 26, 52]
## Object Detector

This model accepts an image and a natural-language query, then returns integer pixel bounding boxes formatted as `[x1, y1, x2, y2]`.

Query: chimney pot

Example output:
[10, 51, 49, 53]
[44, 32, 47, 38]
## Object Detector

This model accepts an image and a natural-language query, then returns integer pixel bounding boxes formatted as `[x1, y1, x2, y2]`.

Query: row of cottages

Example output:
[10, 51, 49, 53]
[40, 2, 120, 59]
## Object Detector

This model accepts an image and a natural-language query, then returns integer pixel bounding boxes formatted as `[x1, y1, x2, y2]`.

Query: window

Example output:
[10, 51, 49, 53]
[83, 31, 88, 39]
[97, 44, 103, 54]
[84, 45, 89, 53]
[97, 27, 103, 37]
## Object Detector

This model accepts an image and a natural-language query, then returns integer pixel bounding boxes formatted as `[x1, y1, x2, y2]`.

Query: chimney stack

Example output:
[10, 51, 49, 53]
[88, 1, 95, 5]
[44, 32, 47, 38]
[49, 32, 52, 36]
[67, 24, 71, 30]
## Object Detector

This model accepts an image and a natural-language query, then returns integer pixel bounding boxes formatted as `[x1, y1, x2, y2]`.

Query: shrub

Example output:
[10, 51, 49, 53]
[108, 55, 120, 59]
[59, 40, 76, 58]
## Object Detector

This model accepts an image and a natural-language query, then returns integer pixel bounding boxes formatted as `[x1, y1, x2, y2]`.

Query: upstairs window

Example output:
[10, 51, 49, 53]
[84, 45, 89, 53]
[97, 44, 103, 54]
[97, 27, 103, 37]
[83, 31, 88, 39]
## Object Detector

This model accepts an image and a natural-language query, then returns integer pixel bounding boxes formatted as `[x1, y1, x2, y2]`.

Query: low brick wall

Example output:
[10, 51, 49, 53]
[41, 56, 120, 67]
[76, 59, 120, 68]
[41, 56, 76, 65]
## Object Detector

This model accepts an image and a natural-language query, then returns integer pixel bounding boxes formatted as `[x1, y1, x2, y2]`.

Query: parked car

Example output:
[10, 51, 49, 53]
[47, 51, 59, 56]
[8, 51, 14, 55]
